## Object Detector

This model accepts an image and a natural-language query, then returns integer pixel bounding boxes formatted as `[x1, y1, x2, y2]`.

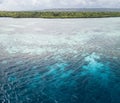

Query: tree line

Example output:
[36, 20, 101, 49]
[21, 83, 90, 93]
[0, 11, 120, 18]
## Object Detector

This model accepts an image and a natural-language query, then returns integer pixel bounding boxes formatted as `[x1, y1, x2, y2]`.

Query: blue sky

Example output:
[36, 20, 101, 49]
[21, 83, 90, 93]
[0, 0, 120, 11]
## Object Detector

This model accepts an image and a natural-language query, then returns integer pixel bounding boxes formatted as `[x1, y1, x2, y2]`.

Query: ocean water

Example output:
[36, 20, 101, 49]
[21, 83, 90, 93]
[0, 18, 120, 103]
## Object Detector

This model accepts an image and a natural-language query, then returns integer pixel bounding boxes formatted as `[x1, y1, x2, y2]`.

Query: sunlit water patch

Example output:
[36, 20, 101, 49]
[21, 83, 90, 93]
[0, 18, 120, 103]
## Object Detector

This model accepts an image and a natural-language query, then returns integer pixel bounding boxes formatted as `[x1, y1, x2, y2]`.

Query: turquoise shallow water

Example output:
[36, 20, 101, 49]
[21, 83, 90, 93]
[0, 18, 120, 103]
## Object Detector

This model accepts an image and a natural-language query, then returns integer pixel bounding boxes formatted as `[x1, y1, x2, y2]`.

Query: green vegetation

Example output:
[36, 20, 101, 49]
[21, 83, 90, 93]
[0, 11, 120, 18]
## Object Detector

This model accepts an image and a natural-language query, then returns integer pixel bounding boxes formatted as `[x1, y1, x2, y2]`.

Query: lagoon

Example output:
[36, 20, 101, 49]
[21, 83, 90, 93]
[0, 18, 120, 103]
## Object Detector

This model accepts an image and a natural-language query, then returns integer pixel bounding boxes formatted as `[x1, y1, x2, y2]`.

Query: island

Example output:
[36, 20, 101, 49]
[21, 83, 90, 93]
[0, 11, 120, 18]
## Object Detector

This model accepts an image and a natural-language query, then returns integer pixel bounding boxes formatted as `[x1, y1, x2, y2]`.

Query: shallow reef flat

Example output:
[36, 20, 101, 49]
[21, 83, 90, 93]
[0, 18, 120, 103]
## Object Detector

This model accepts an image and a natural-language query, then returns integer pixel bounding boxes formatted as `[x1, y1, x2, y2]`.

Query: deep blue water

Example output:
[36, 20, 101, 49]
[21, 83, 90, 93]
[0, 18, 120, 103]
[0, 52, 120, 103]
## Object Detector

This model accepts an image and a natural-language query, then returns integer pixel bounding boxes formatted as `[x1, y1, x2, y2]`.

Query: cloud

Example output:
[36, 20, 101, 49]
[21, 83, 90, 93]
[0, 0, 3, 3]
[0, 0, 120, 11]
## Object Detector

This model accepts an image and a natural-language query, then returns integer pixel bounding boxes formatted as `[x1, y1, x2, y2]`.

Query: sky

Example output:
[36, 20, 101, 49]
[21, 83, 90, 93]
[0, 0, 120, 11]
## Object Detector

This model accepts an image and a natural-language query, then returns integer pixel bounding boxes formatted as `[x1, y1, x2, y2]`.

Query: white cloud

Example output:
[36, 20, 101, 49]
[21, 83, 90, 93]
[0, 0, 120, 11]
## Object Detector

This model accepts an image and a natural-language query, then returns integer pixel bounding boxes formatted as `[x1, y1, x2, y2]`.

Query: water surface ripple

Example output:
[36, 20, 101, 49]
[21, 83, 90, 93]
[0, 18, 120, 103]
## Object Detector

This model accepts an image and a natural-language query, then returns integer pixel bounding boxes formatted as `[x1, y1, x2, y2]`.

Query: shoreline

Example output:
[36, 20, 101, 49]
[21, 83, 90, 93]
[0, 11, 120, 18]
[0, 17, 120, 19]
